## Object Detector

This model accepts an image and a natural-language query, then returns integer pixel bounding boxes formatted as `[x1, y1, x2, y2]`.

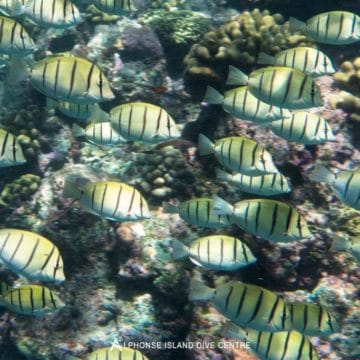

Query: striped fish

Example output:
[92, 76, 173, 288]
[0, 229, 65, 282]
[190, 279, 292, 332]
[0, 0, 25, 16]
[199, 134, 279, 176]
[30, 53, 115, 104]
[227, 66, 323, 109]
[216, 169, 291, 196]
[310, 165, 360, 210]
[289, 11, 360, 45]
[63, 180, 150, 221]
[225, 323, 319, 360]
[0, 16, 35, 56]
[258, 47, 335, 77]
[213, 197, 312, 243]
[203, 86, 291, 123]
[109, 102, 180, 144]
[0, 284, 65, 316]
[270, 111, 336, 144]
[46, 98, 95, 120]
[288, 302, 340, 336]
[172, 235, 256, 271]
[0, 281, 10, 295]
[72, 122, 126, 146]
[0, 128, 26, 168]
[86, 347, 148, 360]
[92, 0, 137, 15]
[24, 0, 81, 28]
[163, 198, 232, 229]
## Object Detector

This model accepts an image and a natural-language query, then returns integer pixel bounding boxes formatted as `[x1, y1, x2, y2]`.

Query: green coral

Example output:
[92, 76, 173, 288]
[0, 174, 41, 207]
[183, 8, 313, 95]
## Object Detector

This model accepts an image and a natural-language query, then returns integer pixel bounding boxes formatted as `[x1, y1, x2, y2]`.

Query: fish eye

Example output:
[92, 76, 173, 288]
[97, 80, 103, 87]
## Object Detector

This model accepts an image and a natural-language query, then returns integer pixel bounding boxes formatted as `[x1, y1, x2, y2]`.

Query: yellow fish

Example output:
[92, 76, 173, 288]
[91, 0, 137, 15]
[0, 129, 26, 168]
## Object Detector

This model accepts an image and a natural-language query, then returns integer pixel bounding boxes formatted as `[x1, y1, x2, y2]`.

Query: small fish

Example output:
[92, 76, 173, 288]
[0, 229, 65, 282]
[203, 86, 291, 123]
[225, 323, 319, 360]
[289, 11, 360, 45]
[288, 302, 340, 336]
[0, 0, 25, 16]
[227, 66, 323, 109]
[270, 111, 336, 144]
[258, 47, 335, 77]
[72, 122, 126, 146]
[46, 98, 95, 120]
[172, 235, 256, 271]
[216, 169, 291, 196]
[24, 0, 81, 28]
[0, 281, 10, 295]
[310, 165, 360, 210]
[91, 0, 137, 15]
[0, 16, 35, 56]
[30, 53, 114, 104]
[0, 284, 64, 316]
[213, 197, 312, 243]
[331, 233, 360, 263]
[0, 129, 26, 168]
[109, 102, 180, 144]
[63, 179, 150, 221]
[199, 134, 279, 176]
[86, 347, 148, 360]
[190, 279, 292, 332]
[163, 198, 232, 229]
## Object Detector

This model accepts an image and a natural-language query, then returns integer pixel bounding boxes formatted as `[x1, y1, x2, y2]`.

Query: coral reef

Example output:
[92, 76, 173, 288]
[183, 8, 312, 96]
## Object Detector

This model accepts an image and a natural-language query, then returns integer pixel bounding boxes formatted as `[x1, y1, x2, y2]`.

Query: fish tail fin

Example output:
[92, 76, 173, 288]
[88, 104, 109, 123]
[62, 178, 82, 199]
[258, 52, 275, 65]
[203, 86, 224, 105]
[72, 124, 85, 138]
[189, 277, 215, 301]
[223, 322, 247, 339]
[171, 239, 189, 260]
[46, 97, 58, 110]
[289, 17, 307, 33]
[7, 57, 29, 85]
[331, 234, 351, 251]
[309, 165, 335, 184]
[216, 168, 231, 182]
[198, 134, 214, 156]
[162, 202, 179, 214]
[226, 66, 249, 86]
[212, 196, 234, 216]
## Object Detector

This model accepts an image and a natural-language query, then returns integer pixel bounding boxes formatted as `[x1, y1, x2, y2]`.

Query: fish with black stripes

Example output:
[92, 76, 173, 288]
[24, 0, 81, 28]
[190, 278, 292, 332]
[224, 322, 319, 360]
[172, 235, 256, 271]
[163, 198, 232, 228]
[0, 15, 35, 56]
[227, 66, 323, 109]
[289, 11, 360, 45]
[216, 169, 291, 196]
[269, 111, 336, 144]
[203, 86, 291, 123]
[0, 229, 65, 282]
[63, 179, 150, 221]
[109, 102, 180, 144]
[30, 52, 115, 104]
[0, 128, 26, 168]
[331, 233, 360, 263]
[86, 347, 149, 360]
[46, 98, 95, 120]
[309, 165, 360, 210]
[198, 134, 279, 176]
[91, 0, 137, 15]
[258, 47, 336, 77]
[0, 284, 65, 316]
[213, 197, 312, 242]
[288, 302, 340, 336]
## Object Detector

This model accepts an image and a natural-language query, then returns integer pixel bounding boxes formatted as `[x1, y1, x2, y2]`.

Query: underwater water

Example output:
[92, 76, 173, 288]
[0, 0, 359, 359]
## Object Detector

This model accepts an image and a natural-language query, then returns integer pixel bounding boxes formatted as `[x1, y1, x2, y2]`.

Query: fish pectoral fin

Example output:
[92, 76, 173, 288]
[189, 258, 203, 267]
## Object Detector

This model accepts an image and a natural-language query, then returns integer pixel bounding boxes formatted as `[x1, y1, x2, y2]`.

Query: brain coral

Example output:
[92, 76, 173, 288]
[183, 8, 312, 97]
